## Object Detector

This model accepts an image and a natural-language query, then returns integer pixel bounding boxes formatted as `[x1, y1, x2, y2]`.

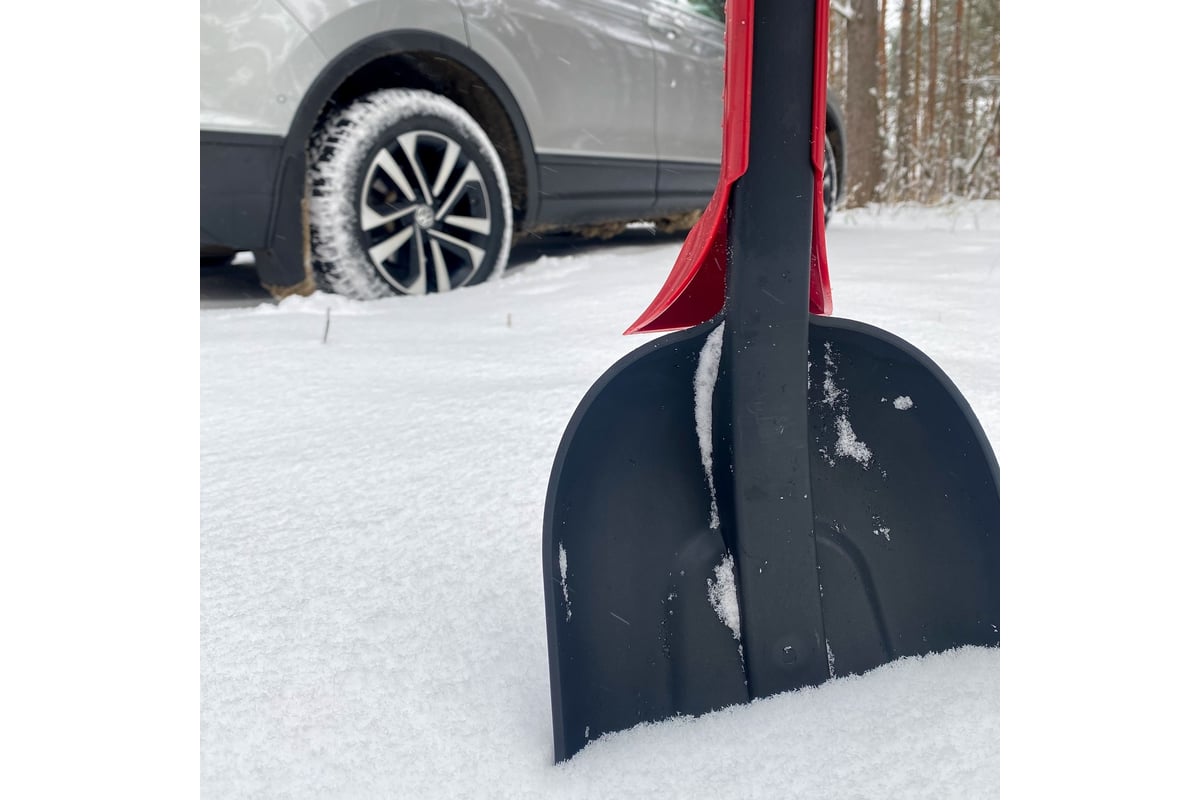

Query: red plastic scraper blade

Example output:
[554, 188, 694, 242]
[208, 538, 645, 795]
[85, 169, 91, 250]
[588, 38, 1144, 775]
[809, 0, 832, 315]
[624, 0, 753, 335]
[627, 0, 833, 334]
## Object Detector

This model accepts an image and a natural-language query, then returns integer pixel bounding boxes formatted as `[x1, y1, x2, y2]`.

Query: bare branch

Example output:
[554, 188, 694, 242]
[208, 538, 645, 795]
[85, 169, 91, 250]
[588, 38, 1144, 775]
[955, 99, 1000, 183]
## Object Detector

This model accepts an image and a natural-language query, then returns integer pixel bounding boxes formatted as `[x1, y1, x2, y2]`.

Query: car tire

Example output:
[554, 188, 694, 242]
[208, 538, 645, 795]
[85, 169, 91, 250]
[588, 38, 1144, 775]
[823, 135, 838, 225]
[307, 89, 513, 299]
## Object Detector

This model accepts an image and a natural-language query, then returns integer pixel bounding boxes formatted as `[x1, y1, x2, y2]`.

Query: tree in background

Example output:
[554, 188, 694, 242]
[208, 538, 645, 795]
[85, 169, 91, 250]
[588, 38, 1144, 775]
[843, 0, 883, 206]
[924, 0, 939, 200]
[829, 0, 999, 206]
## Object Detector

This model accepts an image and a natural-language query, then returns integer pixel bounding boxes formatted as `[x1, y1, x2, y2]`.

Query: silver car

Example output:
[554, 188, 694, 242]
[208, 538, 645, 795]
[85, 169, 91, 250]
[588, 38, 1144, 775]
[200, 0, 845, 298]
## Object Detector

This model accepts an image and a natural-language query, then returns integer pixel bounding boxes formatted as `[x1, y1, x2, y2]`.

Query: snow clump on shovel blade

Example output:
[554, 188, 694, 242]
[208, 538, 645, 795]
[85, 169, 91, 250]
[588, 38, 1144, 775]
[707, 553, 741, 640]
[822, 376, 843, 407]
[893, 395, 914, 410]
[834, 416, 872, 467]
[818, 342, 874, 468]
[694, 322, 726, 530]
[559, 543, 571, 621]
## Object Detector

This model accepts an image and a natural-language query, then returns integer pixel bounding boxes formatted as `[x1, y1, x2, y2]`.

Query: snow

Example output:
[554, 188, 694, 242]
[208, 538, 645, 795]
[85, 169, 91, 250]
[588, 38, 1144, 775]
[821, 343, 843, 407]
[821, 374, 843, 406]
[820, 341, 874, 469]
[559, 646, 997, 797]
[834, 415, 873, 467]
[201, 203, 999, 797]
[558, 543, 571, 621]
[706, 552, 742, 640]
[893, 395, 915, 410]
[694, 321, 726, 530]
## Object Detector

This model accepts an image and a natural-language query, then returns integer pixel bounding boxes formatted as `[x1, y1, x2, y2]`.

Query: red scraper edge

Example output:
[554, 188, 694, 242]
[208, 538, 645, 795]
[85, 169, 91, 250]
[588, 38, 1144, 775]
[626, 0, 832, 335]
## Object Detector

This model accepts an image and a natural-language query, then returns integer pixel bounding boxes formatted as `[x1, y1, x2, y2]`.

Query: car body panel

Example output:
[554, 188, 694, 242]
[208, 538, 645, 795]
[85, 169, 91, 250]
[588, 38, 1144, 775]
[281, 0, 469, 68]
[200, 1, 470, 137]
[535, 154, 658, 225]
[460, 0, 657, 162]
[200, 0, 329, 136]
[646, 0, 724, 166]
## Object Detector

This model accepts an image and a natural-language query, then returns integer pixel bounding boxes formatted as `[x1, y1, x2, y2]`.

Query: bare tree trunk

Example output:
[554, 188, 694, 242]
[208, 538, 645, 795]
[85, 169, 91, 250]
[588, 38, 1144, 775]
[897, 0, 914, 195]
[863, 0, 998, 205]
[844, 0, 882, 206]
[990, 5, 999, 194]
[914, 0, 923, 190]
[966, 0, 976, 139]
[924, 0, 939, 201]
[877, 0, 889, 180]
[829, 12, 846, 104]
[950, 0, 964, 196]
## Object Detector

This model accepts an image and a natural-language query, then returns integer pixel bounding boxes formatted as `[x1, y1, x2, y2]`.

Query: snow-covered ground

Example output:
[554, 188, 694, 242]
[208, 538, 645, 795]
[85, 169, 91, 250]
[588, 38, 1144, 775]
[200, 202, 1000, 798]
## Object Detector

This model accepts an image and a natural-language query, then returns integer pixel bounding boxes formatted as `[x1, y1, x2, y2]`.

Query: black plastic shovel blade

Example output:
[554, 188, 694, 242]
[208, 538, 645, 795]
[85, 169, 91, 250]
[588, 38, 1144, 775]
[543, 320, 749, 764]
[806, 316, 999, 677]
[543, 317, 998, 762]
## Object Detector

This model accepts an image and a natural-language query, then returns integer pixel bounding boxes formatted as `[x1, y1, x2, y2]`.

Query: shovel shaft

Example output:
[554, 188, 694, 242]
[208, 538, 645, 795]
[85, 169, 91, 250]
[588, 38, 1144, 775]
[723, 0, 830, 695]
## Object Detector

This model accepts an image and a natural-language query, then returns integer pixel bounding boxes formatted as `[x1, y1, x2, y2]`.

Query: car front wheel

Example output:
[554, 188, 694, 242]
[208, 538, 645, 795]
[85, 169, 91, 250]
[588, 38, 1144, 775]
[307, 89, 513, 299]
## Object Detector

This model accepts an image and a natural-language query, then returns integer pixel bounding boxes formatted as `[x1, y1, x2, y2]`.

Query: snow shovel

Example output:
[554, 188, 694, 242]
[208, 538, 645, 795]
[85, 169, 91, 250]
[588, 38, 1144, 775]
[543, 0, 998, 763]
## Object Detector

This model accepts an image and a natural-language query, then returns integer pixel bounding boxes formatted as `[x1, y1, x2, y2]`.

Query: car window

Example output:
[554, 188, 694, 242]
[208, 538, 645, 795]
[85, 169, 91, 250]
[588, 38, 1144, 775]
[664, 0, 725, 25]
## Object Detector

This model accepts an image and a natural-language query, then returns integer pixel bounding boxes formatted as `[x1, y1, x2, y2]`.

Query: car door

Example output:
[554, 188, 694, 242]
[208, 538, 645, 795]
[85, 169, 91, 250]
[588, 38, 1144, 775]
[643, 0, 725, 215]
[461, 0, 659, 224]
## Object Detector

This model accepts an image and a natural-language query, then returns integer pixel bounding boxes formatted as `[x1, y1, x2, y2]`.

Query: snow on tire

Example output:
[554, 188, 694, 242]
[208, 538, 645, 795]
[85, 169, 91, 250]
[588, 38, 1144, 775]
[307, 89, 513, 300]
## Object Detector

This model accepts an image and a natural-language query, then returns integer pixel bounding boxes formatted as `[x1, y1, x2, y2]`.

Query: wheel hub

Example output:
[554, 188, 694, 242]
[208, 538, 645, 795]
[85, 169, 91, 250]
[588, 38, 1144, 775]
[414, 204, 436, 230]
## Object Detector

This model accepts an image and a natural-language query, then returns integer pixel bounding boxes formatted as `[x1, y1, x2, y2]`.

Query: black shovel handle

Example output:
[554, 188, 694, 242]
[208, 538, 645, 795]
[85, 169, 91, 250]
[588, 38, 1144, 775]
[721, 0, 831, 697]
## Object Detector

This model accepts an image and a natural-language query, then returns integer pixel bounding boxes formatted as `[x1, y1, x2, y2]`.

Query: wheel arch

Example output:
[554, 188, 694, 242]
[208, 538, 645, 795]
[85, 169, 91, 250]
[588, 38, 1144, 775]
[255, 30, 541, 292]
[286, 31, 537, 225]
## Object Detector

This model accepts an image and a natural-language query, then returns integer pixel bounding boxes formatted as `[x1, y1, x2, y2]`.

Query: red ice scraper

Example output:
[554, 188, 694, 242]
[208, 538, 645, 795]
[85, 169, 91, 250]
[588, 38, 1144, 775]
[543, 0, 999, 762]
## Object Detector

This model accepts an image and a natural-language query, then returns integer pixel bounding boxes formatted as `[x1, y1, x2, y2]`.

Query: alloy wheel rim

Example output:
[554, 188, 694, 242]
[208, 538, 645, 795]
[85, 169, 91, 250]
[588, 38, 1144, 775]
[358, 130, 494, 294]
